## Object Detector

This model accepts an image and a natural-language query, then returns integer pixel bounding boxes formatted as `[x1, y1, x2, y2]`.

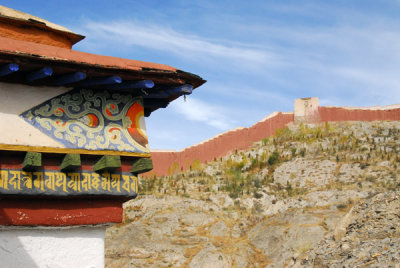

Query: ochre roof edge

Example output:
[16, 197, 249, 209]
[0, 36, 177, 72]
[0, 5, 84, 45]
[0, 5, 73, 33]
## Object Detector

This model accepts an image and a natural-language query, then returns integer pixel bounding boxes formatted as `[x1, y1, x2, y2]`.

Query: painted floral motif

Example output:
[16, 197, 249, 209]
[20, 89, 149, 153]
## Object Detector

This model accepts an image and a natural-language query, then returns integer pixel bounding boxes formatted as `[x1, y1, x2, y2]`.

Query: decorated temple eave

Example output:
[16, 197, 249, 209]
[0, 36, 205, 87]
[0, 36, 206, 116]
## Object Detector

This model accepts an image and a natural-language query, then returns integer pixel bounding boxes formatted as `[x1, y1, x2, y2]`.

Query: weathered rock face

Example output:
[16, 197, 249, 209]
[106, 196, 247, 267]
[106, 121, 400, 267]
[298, 191, 400, 267]
[106, 195, 349, 267]
[248, 209, 340, 267]
[274, 159, 337, 188]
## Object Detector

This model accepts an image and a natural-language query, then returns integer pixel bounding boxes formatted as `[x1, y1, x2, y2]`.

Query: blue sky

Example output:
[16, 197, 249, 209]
[4, 1, 400, 150]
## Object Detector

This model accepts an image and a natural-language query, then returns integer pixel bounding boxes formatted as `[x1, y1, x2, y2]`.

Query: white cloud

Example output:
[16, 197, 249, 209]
[170, 97, 236, 130]
[80, 20, 280, 66]
[80, 16, 400, 100]
[77, 16, 400, 93]
[77, 16, 400, 109]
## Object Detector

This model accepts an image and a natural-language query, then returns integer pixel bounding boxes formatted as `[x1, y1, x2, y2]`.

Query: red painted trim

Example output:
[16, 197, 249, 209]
[0, 198, 123, 226]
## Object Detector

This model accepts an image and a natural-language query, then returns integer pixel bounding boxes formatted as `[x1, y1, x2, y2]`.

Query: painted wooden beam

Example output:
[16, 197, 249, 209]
[93, 155, 121, 172]
[0, 63, 19, 77]
[77, 75, 122, 87]
[166, 84, 193, 96]
[0, 144, 150, 157]
[143, 99, 169, 109]
[140, 85, 193, 99]
[141, 90, 169, 99]
[131, 157, 153, 174]
[144, 109, 152, 117]
[22, 152, 42, 171]
[107, 80, 154, 90]
[53, 72, 87, 86]
[26, 67, 53, 82]
[60, 154, 81, 172]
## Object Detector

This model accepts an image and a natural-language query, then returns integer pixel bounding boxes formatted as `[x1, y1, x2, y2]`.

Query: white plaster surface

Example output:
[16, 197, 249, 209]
[294, 97, 320, 123]
[0, 82, 69, 148]
[0, 226, 105, 268]
[294, 97, 319, 118]
[0, 113, 64, 147]
[0, 82, 70, 115]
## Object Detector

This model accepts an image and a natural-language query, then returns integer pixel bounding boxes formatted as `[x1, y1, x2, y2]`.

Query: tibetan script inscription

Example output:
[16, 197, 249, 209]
[0, 169, 138, 197]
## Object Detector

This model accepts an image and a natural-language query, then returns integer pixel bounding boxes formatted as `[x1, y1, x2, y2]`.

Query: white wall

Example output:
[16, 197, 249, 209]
[0, 82, 68, 148]
[294, 97, 320, 123]
[0, 226, 105, 268]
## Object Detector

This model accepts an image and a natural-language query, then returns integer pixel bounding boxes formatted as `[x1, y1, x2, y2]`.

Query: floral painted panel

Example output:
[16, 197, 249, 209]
[20, 89, 149, 153]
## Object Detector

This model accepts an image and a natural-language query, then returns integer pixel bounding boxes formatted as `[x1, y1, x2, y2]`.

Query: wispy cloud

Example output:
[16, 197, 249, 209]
[79, 20, 280, 66]
[76, 11, 400, 103]
[76, 13, 400, 107]
[203, 83, 293, 109]
[77, 14, 400, 85]
[170, 97, 236, 130]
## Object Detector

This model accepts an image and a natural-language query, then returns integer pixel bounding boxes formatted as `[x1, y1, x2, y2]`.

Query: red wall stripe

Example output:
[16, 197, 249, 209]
[0, 198, 123, 226]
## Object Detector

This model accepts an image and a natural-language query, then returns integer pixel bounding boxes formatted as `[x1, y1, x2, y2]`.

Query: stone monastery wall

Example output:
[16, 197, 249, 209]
[149, 112, 294, 176]
[318, 106, 400, 122]
[146, 98, 400, 177]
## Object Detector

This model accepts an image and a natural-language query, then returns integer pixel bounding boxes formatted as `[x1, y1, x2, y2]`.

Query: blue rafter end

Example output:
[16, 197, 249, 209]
[107, 80, 154, 90]
[166, 84, 193, 96]
[77, 75, 122, 87]
[53, 72, 87, 86]
[0, 63, 19, 77]
[26, 67, 53, 82]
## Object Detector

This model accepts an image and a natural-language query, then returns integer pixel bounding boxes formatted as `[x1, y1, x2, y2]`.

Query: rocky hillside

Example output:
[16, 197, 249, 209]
[105, 121, 400, 267]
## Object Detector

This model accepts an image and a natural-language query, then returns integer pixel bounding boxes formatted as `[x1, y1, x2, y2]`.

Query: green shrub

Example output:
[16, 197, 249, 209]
[336, 203, 347, 210]
[229, 192, 239, 199]
[250, 158, 258, 169]
[261, 138, 269, 145]
[253, 191, 263, 199]
[268, 151, 279, 165]
[291, 147, 297, 157]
